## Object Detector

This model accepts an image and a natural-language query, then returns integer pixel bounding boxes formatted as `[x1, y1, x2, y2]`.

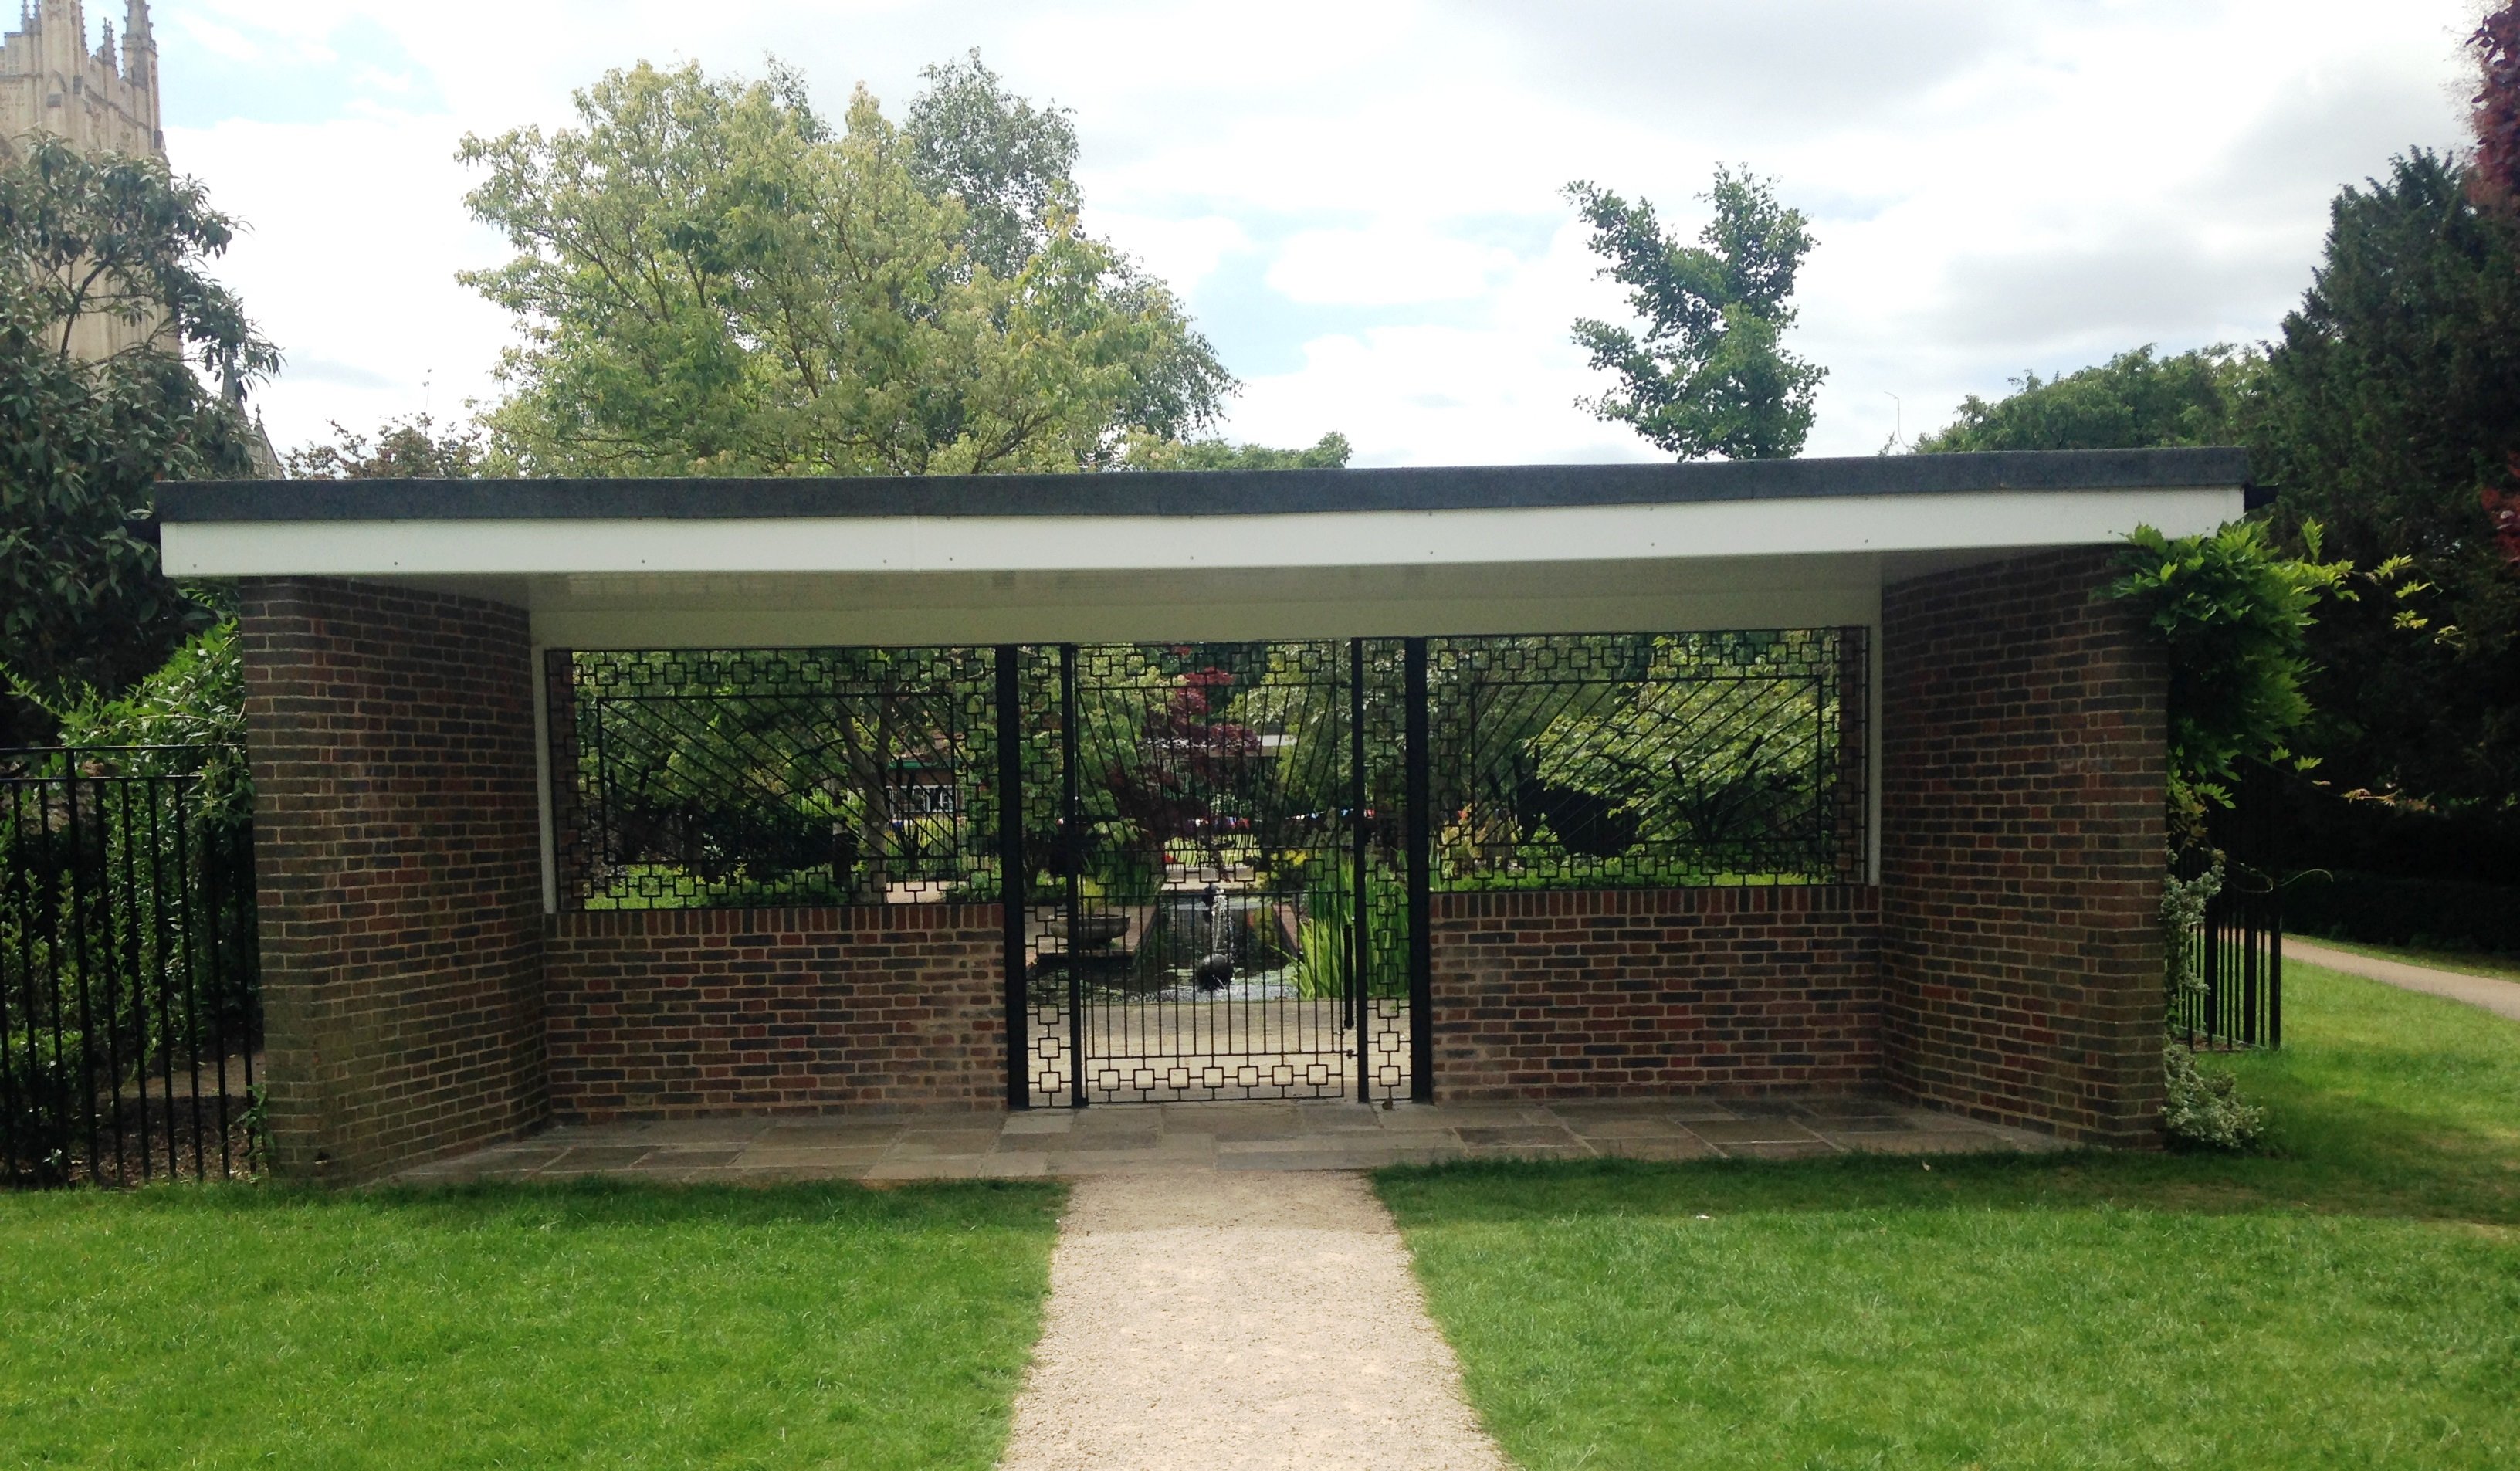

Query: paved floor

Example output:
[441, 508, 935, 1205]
[2289, 938, 2520, 1024]
[395, 1095, 2058, 1185]
[999, 1172, 1508, 1471]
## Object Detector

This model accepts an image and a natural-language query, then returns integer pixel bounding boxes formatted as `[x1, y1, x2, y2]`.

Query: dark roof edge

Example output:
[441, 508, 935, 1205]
[154, 448, 2252, 524]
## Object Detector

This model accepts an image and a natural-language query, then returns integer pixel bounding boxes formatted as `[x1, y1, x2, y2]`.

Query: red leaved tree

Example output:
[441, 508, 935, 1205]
[2474, 6, 2520, 563]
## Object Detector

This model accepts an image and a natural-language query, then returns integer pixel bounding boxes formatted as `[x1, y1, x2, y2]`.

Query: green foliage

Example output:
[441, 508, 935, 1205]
[1912, 344, 2259, 453]
[0, 137, 272, 744]
[2163, 1038, 2268, 1151]
[1566, 168, 1825, 460]
[2254, 149, 2520, 810]
[2159, 858, 2265, 1151]
[460, 59, 1229, 477]
[1123, 431, 1353, 471]
[32, 619, 251, 822]
[284, 413, 485, 479]
[2109, 521, 2344, 822]
[904, 49, 1079, 283]
[1528, 631, 1838, 870]
[1, 1027, 88, 1183]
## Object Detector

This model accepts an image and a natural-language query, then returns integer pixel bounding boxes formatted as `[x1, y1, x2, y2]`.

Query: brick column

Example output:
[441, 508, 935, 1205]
[241, 578, 549, 1181]
[1878, 548, 2167, 1145]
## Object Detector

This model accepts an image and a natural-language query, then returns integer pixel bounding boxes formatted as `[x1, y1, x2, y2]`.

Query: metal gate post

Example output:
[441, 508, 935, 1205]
[997, 646, 1028, 1109]
[1404, 638, 1434, 1102]
[1060, 645, 1086, 1108]
[1350, 639, 1370, 1102]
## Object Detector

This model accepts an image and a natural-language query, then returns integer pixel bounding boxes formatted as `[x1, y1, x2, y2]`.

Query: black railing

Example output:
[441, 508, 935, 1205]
[2176, 774, 2283, 1049]
[1426, 630, 1867, 890]
[0, 747, 261, 1187]
[553, 631, 1873, 913]
[552, 648, 1000, 910]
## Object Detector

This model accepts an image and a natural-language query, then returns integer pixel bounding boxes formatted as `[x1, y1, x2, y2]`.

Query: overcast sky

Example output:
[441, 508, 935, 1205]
[140, 0, 2481, 466]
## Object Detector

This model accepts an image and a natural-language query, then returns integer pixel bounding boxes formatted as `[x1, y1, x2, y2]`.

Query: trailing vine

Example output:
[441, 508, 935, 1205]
[2110, 520, 2346, 1147]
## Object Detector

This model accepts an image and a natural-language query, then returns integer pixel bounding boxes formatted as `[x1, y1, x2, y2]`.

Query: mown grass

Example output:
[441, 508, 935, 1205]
[0, 1179, 1064, 1469]
[1380, 964, 2520, 1469]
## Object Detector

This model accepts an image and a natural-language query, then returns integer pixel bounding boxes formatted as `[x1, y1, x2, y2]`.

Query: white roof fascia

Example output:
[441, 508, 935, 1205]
[159, 486, 2243, 581]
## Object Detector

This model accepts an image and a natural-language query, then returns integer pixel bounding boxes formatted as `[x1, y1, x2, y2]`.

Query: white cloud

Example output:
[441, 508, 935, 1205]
[1266, 227, 1518, 307]
[157, 0, 2481, 463]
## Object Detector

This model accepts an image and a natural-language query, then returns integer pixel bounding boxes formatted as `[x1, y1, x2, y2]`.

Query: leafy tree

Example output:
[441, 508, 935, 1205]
[2254, 151, 2520, 808]
[460, 59, 1229, 478]
[901, 51, 1229, 463]
[0, 137, 273, 747]
[2109, 522, 2345, 833]
[1123, 431, 1351, 471]
[285, 414, 485, 479]
[1566, 169, 1825, 460]
[904, 49, 1079, 283]
[1912, 346, 2259, 454]
[2471, 3, 2520, 215]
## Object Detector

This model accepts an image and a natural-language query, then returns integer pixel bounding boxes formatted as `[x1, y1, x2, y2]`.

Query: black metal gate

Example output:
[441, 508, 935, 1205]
[1, 748, 261, 1186]
[1012, 642, 1420, 1107]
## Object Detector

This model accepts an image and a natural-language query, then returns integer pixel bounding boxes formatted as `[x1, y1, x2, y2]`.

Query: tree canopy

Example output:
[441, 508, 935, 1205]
[1122, 432, 1352, 472]
[1912, 345, 2258, 454]
[459, 59, 1234, 477]
[1566, 169, 1825, 460]
[1913, 150, 2520, 815]
[0, 137, 272, 746]
[285, 414, 484, 480]
[2254, 150, 2520, 808]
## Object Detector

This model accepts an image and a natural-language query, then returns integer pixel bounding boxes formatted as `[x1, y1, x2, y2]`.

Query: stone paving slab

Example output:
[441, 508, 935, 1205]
[395, 1094, 2058, 1185]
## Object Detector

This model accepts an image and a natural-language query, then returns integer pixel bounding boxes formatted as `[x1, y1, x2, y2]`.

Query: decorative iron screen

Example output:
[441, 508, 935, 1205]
[552, 630, 1868, 911]
[1425, 629, 1868, 889]
[552, 649, 1001, 910]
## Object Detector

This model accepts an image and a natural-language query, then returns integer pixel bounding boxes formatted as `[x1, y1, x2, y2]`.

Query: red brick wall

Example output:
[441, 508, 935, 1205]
[1879, 547, 2168, 1145]
[544, 905, 1004, 1120]
[240, 578, 548, 1181]
[1431, 886, 1882, 1099]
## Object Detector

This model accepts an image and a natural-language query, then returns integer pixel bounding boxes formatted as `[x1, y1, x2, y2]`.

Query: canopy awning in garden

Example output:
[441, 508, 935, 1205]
[155, 448, 2247, 647]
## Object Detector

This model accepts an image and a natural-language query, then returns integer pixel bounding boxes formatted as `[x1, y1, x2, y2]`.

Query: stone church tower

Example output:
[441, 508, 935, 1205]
[0, 0, 275, 471]
[1, 1, 164, 362]
[0, 1, 163, 165]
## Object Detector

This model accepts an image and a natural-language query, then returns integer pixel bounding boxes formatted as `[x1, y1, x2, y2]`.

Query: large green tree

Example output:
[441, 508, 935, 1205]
[1913, 345, 2258, 454]
[0, 137, 273, 747]
[1566, 169, 1825, 460]
[460, 59, 1232, 477]
[2254, 151, 2520, 808]
[1912, 151, 2520, 812]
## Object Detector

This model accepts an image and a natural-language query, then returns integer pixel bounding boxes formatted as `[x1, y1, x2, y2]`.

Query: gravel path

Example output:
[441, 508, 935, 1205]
[2288, 938, 2520, 1023]
[999, 1171, 1510, 1471]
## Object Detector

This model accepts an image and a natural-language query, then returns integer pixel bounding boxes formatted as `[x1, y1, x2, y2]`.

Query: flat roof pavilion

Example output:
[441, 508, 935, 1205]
[158, 447, 2247, 647]
[161, 447, 2247, 1182]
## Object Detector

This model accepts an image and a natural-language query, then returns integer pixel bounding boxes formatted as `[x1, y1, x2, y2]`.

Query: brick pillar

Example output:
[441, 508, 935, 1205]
[241, 578, 549, 1181]
[1878, 547, 2167, 1146]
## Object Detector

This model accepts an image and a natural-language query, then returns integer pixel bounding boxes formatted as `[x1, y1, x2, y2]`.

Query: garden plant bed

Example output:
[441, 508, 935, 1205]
[0, 1178, 1062, 1467]
[1377, 962, 2520, 1469]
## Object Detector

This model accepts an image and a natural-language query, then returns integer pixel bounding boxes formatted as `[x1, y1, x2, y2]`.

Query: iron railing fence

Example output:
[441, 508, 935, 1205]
[2177, 774, 2283, 1049]
[0, 747, 261, 1187]
[555, 631, 1874, 913]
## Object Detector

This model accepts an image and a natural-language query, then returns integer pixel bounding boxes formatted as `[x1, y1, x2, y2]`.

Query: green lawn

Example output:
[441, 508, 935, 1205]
[1380, 964, 2520, 1470]
[0, 1179, 1063, 1469]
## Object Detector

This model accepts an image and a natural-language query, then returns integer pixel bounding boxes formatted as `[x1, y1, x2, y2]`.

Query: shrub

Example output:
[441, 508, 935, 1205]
[2162, 1040, 2267, 1151]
